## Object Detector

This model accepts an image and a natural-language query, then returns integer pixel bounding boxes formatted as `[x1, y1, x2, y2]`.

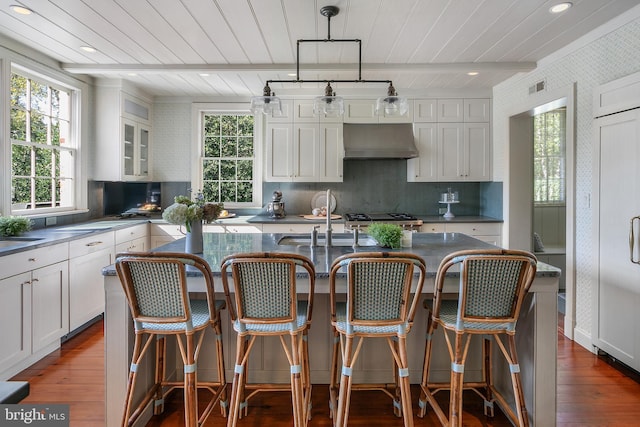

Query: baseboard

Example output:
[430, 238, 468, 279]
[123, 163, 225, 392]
[572, 327, 594, 353]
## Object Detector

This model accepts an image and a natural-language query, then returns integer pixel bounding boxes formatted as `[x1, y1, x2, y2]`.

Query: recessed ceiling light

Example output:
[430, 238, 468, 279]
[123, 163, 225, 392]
[80, 46, 96, 53]
[127, 73, 137, 77]
[199, 73, 210, 77]
[287, 73, 297, 77]
[549, 2, 572, 13]
[10, 5, 33, 15]
[467, 71, 479, 76]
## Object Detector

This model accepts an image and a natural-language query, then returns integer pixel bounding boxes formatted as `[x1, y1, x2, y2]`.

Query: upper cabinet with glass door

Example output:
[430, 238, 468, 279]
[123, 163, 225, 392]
[94, 80, 152, 181]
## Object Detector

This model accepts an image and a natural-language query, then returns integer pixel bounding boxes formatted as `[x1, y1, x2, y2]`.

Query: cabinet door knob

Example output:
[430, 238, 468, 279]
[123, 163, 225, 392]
[28, 257, 36, 262]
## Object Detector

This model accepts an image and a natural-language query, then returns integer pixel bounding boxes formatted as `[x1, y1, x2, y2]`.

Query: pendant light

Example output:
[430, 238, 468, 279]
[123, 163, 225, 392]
[376, 83, 409, 116]
[313, 82, 344, 117]
[250, 83, 282, 115]
[250, 5, 407, 118]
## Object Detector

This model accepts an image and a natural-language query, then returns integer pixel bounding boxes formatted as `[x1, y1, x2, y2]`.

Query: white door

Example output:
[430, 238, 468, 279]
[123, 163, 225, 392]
[594, 109, 640, 370]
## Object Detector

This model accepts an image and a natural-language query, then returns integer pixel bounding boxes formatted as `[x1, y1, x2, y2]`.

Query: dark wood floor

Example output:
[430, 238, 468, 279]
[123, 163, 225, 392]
[11, 316, 640, 426]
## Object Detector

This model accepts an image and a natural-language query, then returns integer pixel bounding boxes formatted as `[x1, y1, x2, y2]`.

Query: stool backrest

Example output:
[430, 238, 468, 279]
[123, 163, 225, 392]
[434, 249, 537, 331]
[115, 251, 217, 331]
[220, 252, 315, 327]
[330, 252, 426, 329]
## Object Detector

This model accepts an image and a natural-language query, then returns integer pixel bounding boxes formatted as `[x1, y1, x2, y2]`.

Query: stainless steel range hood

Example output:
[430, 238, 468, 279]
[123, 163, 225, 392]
[343, 123, 418, 159]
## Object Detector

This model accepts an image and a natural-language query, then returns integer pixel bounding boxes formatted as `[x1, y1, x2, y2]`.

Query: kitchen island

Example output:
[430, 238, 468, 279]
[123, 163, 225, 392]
[103, 232, 559, 426]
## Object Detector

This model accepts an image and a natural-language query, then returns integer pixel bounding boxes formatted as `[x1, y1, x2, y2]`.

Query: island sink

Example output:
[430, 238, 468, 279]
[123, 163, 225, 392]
[277, 234, 377, 247]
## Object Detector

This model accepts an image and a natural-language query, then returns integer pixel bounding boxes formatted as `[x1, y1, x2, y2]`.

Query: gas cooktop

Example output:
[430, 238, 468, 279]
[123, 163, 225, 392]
[344, 213, 418, 221]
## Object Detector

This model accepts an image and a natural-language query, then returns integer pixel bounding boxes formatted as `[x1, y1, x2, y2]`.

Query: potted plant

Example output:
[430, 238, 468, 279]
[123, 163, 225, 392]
[366, 223, 403, 249]
[0, 215, 32, 237]
[162, 192, 223, 253]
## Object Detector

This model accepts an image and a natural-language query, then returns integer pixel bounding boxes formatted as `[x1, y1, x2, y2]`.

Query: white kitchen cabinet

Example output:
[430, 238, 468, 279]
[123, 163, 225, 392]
[114, 223, 148, 253]
[32, 261, 69, 353]
[437, 122, 491, 181]
[344, 99, 412, 123]
[68, 232, 115, 331]
[149, 223, 184, 249]
[464, 99, 491, 122]
[265, 122, 343, 182]
[94, 82, 152, 181]
[0, 272, 31, 373]
[293, 99, 343, 123]
[407, 123, 438, 182]
[437, 99, 464, 122]
[445, 222, 502, 246]
[413, 99, 438, 123]
[420, 222, 501, 245]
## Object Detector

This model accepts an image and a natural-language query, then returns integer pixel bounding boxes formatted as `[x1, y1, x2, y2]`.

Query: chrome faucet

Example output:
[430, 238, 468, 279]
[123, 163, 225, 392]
[311, 225, 319, 247]
[352, 226, 359, 247]
[325, 189, 332, 247]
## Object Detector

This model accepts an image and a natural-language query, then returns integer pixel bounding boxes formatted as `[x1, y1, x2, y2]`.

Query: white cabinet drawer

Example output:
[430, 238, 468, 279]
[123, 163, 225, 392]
[116, 236, 147, 253]
[446, 222, 501, 235]
[115, 224, 148, 245]
[150, 223, 184, 237]
[69, 231, 115, 258]
[421, 223, 446, 233]
[0, 243, 69, 280]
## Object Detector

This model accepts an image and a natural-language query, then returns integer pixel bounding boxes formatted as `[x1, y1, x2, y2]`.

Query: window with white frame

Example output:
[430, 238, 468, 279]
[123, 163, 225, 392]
[533, 107, 566, 204]
[10, 69, 76, 213]
[199, 112, 259, 206]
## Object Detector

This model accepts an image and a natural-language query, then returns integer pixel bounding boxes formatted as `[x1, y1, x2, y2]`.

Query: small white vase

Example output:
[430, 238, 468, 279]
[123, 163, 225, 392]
[185, 220, 203, 254]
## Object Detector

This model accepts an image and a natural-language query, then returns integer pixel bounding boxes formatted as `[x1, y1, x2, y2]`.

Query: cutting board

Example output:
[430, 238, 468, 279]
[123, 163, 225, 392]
[301, 214, 341, 220]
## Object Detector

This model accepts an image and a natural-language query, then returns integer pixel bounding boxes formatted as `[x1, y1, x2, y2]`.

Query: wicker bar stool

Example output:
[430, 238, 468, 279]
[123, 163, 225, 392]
[220, 252, 315, 427]
[115, 252, 227, 427]
[328, 252, 426, 427]
[417, 249, 537, 427]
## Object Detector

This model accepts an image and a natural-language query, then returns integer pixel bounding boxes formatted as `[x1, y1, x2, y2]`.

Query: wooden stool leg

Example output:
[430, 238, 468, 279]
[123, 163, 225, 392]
[153, 336, 166, 415]
[213, 318, 228, 417]
[396, 335, 414, 427]
[227, 334, 248, 427]
[391, 337, 402, 418]
[301, 331, 312, 422]
[449, 333, 465, 427]
[183, 333, 197, 427]
[335, 335, 355, 427]
[289, 333, 305, 427]
[122, 333, 144, 427]
[508, 335, 529, 427]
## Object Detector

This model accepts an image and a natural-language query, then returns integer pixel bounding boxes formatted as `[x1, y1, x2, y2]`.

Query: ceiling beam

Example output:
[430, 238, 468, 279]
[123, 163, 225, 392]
[61, 62, 537, 75]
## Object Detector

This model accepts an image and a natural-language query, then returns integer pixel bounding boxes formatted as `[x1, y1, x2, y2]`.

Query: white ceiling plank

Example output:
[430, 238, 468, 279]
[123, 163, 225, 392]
[249, 0, 294, 64]
[147, 0, 226, 64]
[0, 10, 100, 63]
[80, 0, 181, 63]
[216, 0, 272, 64]
[180, 0, 248, 64]
[30, 0, 147, 64]
[113, 0, 202, 63]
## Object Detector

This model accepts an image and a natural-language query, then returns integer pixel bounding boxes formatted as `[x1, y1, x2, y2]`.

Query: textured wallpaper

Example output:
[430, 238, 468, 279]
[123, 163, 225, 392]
[493, 15, 640, 343]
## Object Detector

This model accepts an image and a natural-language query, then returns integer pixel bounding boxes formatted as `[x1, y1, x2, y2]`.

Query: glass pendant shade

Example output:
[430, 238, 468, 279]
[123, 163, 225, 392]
[250, 95, 282, 115]
[376, 95, 409, 116]
[313, 96, 344, 117]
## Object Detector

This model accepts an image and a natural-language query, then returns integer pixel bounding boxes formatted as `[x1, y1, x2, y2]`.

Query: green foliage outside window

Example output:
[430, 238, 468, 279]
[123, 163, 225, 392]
[10, 71, 73, 211]
[533, 108, 566, 204]
[202, 114, 255, 204]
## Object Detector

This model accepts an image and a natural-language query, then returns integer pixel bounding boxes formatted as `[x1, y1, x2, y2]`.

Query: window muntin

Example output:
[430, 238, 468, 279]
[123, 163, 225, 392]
[10, 71, 75, 212]
[201, 113, 256, 206]
[533, 108, 566, 204]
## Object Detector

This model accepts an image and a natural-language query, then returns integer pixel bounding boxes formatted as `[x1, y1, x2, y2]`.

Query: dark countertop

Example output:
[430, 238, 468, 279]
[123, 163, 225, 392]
[246, 214, 502, 224]
[103, 232, 559, 279]
[0, 215, 502, 256]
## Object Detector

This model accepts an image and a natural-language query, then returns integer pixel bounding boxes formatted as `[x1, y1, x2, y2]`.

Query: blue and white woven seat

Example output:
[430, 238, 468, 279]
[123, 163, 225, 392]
[418, 249, 537, 427]
[220, 252, 315, 427]
[328, 252, 426, 427]
[115, 252, 227, 427]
